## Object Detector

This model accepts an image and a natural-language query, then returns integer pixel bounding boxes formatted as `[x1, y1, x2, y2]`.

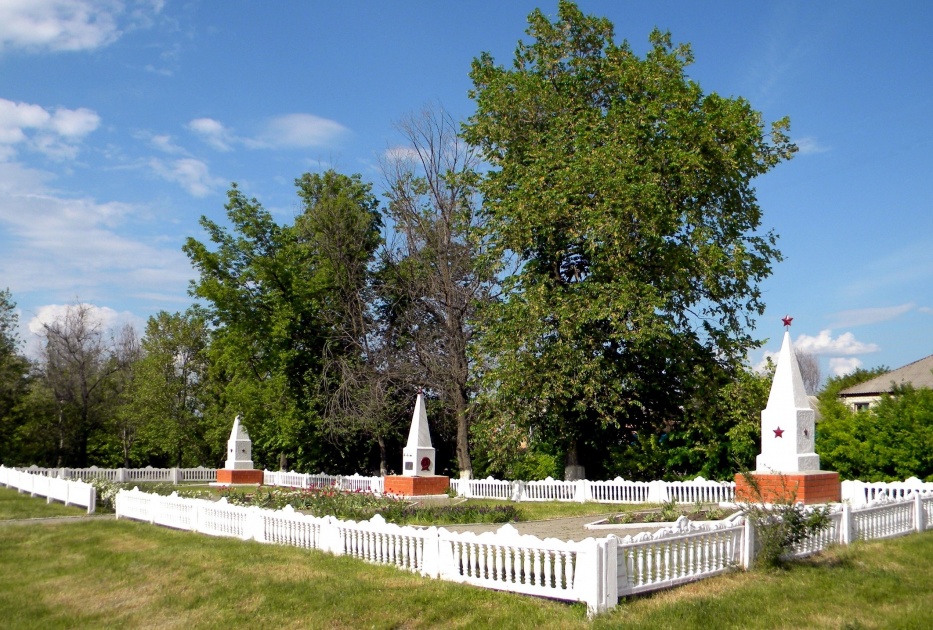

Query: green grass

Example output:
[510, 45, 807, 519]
[0, 486, 89, 520]
[3, 508, 933, 629]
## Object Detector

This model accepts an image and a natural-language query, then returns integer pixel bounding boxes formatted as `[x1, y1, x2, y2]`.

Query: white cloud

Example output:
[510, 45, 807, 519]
[0, 0, 163, 54]
[828, 303, 915, 328]
[793, 329, 879, 356]
[254, 113, 347, 149]
[27, 302, 133, 335]
[753, 350, 778, 374]
[795, 136, 830, 155]
[829, 357, 863, 377]
[25, 301, 143, 358]
[187, 117, 233, 152]
[149, 157, 223, 197]
[0, 0, 121, 53]
[187, 113, 348, 152]
[0, 97, 99, 160]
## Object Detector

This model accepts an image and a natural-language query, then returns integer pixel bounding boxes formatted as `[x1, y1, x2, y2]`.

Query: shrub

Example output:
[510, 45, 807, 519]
[738, 472, 832, 568]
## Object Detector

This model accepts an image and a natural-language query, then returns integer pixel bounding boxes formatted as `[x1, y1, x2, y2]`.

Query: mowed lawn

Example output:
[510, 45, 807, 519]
[2, 488, 933, 629]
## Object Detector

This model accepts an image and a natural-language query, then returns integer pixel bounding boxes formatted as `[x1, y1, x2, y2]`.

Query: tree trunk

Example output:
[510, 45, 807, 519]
[377, 435, 387, 477]
[454, 386, 472, 478]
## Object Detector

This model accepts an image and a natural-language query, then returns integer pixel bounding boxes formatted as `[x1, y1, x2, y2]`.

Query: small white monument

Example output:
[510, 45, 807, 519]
[225, 415, 255, 470]
[216, 415, 264, 485]
[383, 391, 449, 496]
[402, 392, 435, 476]
[756, 329, 820, 473]
[735, 316, 840, 504]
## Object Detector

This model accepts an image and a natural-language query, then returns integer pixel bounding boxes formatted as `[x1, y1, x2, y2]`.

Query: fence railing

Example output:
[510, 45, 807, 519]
[262, 470, 385, 494]
[3, 465, 925, 616]
[841, 477, 933, 506]
[450, 476, 736, 504]
[14, 465, 218, 484]
[0, 465, 96, 514]
[615, 517, 745, 596]
[114, 487, 607, 613]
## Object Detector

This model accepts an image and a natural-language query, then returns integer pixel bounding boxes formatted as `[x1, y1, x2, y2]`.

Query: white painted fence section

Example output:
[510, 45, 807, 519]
[841, 477, 933, 506]
[113, 487, 608, 613]
[0, 466, 96, 514]
[15, 465, 218, 485]
[261, 470, 385, 494]
[615, 517, 744, 596]
[105, 478, 933, 616]
[450, 476, 736, 505]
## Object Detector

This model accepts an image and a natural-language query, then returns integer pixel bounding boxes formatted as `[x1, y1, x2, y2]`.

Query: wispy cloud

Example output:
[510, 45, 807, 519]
[186, 113, 348, 152]
[253, 114, 348, 149]
[840, 240, 933, 300]
[383, 145, 420, 162]
[828, 303, 915, 328]
[187, 117, 234, 152]
[795, 136, 830, 155]
[148, 157, 223, 197]
[0, 161, 193, 307]
[794, 329, 879, 355]
[0, 97, 100, 160]
[829, 357, 863, 377]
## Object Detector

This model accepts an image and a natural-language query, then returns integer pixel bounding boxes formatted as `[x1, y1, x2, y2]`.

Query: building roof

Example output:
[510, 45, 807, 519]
[838, 353, 933, 397]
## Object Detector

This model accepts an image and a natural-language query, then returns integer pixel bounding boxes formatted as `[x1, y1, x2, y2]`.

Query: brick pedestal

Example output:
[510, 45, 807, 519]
[384, 475, 449, 497]
[216, 469, 264, 485]
[734, 471, 840, 504]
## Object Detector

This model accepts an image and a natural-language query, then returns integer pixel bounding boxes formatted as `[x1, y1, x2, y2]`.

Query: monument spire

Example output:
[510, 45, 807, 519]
[756, 320, 819, 472]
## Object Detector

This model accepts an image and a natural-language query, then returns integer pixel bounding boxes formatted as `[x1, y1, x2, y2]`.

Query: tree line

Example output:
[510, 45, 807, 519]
[1, 2, 820, 481]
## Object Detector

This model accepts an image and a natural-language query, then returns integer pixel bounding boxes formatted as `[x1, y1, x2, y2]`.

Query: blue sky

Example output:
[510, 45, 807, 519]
[1, 0, 931, 383]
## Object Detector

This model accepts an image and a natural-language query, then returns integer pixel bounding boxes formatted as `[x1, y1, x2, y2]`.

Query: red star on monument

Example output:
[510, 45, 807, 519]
[773, 426, 784, 438]
[781, 315, 793, 327]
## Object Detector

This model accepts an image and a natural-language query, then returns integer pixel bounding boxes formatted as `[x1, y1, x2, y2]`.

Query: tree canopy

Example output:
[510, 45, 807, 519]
[464, 1, 794, 477]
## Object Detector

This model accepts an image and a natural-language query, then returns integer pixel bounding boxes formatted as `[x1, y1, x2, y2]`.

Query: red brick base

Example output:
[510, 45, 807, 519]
[216, 469, 264, 485]
[734, 471, 841, 504]
[383, 475, 450, 496]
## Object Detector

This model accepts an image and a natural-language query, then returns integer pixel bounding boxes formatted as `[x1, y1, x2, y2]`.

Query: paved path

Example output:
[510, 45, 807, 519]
[442, 512, 623, 542]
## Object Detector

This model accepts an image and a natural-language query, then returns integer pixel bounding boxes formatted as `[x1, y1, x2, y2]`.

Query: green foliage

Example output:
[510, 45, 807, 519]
[0, 289, 30, 466]
[739, 472, 833, 569]
[183, 172, 386, 473]
[818, 381, 933, 482]
[121, 309, 212, 467]
[217, 485, 519, 525]
[464, 1, 793, 476]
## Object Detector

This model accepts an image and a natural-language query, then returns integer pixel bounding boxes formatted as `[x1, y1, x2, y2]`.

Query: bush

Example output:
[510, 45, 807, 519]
[217, 485, 521, 525]
[738, 472, 832, 568]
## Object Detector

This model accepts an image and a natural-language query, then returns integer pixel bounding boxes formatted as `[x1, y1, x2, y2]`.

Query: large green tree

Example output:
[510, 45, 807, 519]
[0, 289, 30, 465]
[184, 172, 385, 473]
[124, 309, 211, 468]
[463, 2, 794, 478]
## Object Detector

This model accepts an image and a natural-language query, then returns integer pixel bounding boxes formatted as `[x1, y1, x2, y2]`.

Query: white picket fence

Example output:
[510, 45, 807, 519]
[450, 476, 736, 504]
[841, 477, 933, 506]
[0, 465, 96, 514]
[262, 470, 385, 494]
[111, 485, 933, 615]
[7, 464, 933, 615]
[114, 487, 610, 613]
[15, 465, 218, 484]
